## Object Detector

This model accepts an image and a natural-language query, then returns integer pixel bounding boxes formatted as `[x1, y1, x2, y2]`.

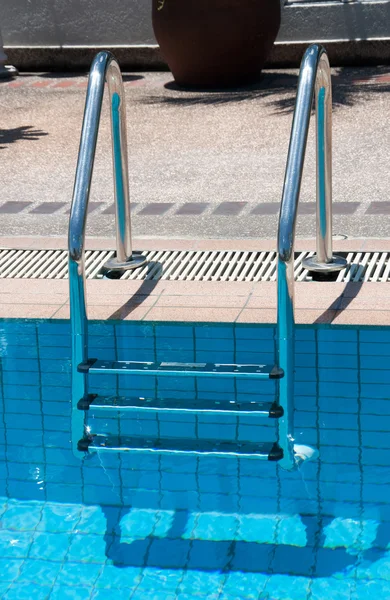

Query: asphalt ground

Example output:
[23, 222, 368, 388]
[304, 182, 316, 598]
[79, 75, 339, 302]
[1, 67, 390, 240]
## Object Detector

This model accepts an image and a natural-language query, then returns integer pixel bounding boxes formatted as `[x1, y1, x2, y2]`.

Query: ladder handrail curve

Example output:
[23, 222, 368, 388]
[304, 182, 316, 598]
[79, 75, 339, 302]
[278, 44, 332, 265]
[68, 50, 132, 264]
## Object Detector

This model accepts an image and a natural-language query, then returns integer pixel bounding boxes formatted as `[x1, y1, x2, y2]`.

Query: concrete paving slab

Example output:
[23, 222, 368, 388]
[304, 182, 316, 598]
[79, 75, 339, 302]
[0, 67, 390, 240]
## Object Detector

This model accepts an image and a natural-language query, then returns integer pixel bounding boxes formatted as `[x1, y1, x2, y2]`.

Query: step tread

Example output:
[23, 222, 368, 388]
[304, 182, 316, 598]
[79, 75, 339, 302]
[84, 435, 283, 461]
[84, 395, 283, 417]
[79, 359, 283, 379]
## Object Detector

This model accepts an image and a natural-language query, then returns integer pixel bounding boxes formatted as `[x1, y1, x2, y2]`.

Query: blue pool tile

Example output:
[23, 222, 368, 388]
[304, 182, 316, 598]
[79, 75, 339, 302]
[135, 567, 184, 593]
[2, 501, 43, 531]
[67, 534, 111, 564]
[42, 387, 70, 402]
[184, 512, 238, 542]
[320, 429, 359, 447]
[161, 472, 197, 493]
[0, 321, 37, 335]
[47, 463, 79, 483]
[322, 501, 361, 520]
[40, 358, 71, 373]
[37, 322, 70, 336]
[319, 381, 359, 398]
[318, 368, 358, 383]
[318, 354, 358, 369]
[361, 383, 390, 399]
[46, 483, 83, 504]
[156, 337, 194, 351]
[353, 580, 390, 599]
[5, 399, 41, 415]
[318, 397, 357, 414]
[7, 479, 46, 502]
[196, 338, 234, 352]
[49, 585, 92, 599]
[235, 338, 273, 353]
[361, 415, 390, 431]
[83, 485, 122, 507]
[56, 562, 102, 587]
[7, 445, 45, 463]
[119, 508, 160, 539]
[0, 530, 33, 558]
[319, 445, 358, 465]
[107, 538, 149, 567]
[94, 565, 141, 589]
[19, 558, 62, 585]
[0, 559, 24, 582]
[178, 570, 224, 597]
[116, 335, 154, 350]
[2, 358, 39, 372]
[361, 342, 390, 356]
[361, 369, 390, 384]
[0, 346, 38, 359]
[114, 322, 154, 338]
[295, 340, 316, 354]
[361, 398, 390, 416]
[222, 572, 268, 598]
[318, 340, 358, 355]
[39, 334, 70, 348]
[148, 539, 193, 568]
[234, 326, 274, 340]
[155, 324, 193, 339]
[161, 491, 199, 512]
[195, 325, 234, 339]
[318, 329, 357, 342]
[360, 329, 390, 343]
[159, 421, 196, 439]
[3, 583, 53, 600]
[3, 371, 40, 386]
[92, 588, 132, 599]
[4, 385, 40, 401]
[321, 481, 361, 503]
[199, 492, 239, 514]
[264, 574, 311, 599]
[131, 592, 176, 600]
[29, 532, 71, 561]
[361, 355, 390, 370]
[37, 503, 82, 533]
[237, 514, 276, 544]
[87, 322, 114, 337]
[311, 578, 353, 600]
[77, 505, 120, 535]
[198, 474, 238, 495]
[362, 432, 390, 449]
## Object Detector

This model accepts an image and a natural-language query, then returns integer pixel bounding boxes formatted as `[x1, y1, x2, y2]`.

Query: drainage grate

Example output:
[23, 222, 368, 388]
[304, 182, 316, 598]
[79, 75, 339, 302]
[0, 249, 390, 282]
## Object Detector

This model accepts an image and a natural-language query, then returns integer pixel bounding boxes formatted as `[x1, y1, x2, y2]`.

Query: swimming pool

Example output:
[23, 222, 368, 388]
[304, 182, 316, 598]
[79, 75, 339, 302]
[1, 319, 390, 599]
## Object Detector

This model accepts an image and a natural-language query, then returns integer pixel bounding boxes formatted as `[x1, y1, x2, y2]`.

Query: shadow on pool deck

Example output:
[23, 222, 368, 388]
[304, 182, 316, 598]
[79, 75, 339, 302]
[140, 67, 390, 114]
[0, 125, 48, 149]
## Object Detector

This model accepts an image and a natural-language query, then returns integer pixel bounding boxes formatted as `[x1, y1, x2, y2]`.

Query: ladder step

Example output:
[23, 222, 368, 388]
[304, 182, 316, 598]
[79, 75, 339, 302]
[78, 359, 284, 379]
[81, 435, 283, 461]
[81, 395, 283, 417]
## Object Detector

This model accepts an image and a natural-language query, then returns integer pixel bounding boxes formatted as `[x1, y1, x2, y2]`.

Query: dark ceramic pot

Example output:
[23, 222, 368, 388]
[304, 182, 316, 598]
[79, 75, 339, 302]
[152, 0, 281, 88]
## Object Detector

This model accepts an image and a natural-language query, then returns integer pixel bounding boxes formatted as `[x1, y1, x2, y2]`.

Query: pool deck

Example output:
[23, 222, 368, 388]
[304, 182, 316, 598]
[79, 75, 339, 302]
[1, 235, 390, 325]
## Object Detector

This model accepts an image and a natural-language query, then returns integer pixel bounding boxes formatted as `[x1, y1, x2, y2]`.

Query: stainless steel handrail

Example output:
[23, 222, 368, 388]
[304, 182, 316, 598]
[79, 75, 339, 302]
[276, 44, 345, 470]
[68, 51, 145, 456]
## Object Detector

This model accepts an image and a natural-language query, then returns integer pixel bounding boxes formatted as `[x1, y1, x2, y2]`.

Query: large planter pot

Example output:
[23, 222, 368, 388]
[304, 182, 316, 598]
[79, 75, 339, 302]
[152, 0, 281, 88]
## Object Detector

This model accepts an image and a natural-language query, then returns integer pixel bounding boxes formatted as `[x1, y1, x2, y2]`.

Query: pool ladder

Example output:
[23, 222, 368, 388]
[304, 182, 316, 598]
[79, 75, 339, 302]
[69, 46, 345, 470]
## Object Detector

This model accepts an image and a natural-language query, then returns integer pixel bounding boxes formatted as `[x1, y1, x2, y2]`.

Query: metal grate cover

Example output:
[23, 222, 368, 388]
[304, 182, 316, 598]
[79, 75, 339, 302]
[0, 248, 390, 282]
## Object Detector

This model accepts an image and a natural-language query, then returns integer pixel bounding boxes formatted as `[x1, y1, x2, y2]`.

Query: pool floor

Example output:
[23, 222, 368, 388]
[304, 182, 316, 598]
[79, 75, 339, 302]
[2, 497, 390, 599]
[2, 320, 390, 598]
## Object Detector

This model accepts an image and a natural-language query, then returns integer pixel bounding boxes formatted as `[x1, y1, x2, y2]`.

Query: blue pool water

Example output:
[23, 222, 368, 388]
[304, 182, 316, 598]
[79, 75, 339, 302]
[1, 320, 390, 599]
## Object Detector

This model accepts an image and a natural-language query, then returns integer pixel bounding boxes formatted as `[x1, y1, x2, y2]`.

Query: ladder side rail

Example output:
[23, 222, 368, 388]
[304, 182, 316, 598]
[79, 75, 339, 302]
[68, 51, 134, 456]
[277, 44, 337, 470]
